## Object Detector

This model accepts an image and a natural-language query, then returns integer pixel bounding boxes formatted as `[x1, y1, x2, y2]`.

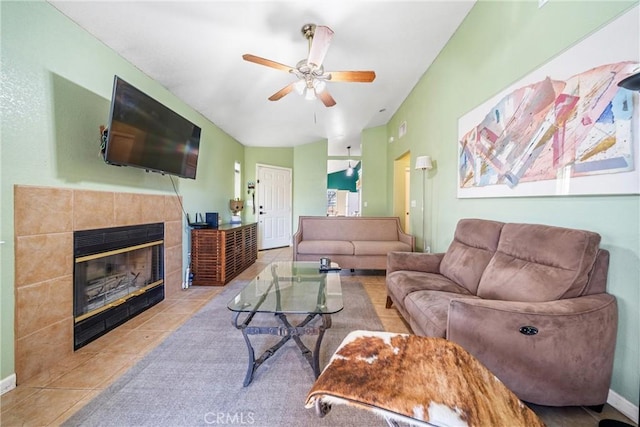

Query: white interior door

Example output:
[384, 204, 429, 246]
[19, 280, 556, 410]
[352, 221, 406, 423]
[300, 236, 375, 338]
[348, 192, 360, 216]
[336, 190, 348, 216]
[257, 165, 292, 250]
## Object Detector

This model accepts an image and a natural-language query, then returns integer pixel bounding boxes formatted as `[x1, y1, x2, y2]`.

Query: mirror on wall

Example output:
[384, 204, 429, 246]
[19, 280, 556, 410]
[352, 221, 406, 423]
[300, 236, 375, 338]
[327, 159, 361, 216]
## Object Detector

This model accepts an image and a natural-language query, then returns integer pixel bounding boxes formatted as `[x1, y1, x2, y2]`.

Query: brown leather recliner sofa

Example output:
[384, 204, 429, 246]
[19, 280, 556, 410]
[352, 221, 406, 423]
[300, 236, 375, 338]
[386, 218, 618, 407]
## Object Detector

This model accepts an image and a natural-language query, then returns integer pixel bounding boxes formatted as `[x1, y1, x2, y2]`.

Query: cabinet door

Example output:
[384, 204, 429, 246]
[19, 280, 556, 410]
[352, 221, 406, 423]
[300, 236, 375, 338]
[224, 230, 236, 279]
[191, 224, 258, 286]
[191, 230, 224, 285]
[247, 224, 258, 264]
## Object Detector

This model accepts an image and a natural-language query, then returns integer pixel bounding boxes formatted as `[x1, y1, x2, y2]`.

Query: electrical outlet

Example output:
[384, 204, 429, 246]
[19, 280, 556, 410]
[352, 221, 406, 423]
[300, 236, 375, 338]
[538, 0, 549, 8]
[411, 200, 417, 208]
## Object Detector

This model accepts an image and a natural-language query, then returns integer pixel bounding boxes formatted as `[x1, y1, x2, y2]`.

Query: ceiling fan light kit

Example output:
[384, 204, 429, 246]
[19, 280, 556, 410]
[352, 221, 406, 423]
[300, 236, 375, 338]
[305, 87, 317, 101]
[243, 23, 376, 107]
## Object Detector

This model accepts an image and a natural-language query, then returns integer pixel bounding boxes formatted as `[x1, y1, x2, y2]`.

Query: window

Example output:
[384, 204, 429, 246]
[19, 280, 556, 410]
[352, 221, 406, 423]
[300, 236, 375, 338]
[234, 161, 241, 200]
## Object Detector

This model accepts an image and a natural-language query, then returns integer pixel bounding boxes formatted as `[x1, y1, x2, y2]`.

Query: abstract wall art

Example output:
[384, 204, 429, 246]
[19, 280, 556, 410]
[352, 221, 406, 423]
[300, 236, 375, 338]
[457, 6, 639, 198]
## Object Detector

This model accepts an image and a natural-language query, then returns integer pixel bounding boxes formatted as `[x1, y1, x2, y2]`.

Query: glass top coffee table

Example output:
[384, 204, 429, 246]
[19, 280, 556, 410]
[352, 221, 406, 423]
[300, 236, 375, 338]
[227, 261, 343, 386]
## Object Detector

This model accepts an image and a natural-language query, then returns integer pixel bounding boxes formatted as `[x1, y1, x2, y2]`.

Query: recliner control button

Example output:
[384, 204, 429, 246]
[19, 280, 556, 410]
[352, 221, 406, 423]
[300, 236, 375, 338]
[519, 326, 538, 335]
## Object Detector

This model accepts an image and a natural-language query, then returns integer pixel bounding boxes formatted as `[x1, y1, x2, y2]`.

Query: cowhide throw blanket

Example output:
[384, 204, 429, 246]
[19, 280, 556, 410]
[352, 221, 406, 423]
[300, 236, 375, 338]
[305, 331, 545, 427]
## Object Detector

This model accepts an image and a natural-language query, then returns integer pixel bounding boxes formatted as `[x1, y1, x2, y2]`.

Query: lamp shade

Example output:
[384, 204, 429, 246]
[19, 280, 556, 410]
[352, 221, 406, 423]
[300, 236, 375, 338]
[415, 156, 433, 170]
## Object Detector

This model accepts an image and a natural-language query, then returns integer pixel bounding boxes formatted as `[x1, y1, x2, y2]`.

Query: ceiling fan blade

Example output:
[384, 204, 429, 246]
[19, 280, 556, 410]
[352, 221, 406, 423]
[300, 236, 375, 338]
[307, 25, 334, 68]
[328, 71, 376, 83]
[268, 83, 296, 101]
[242, 54, 293, 72]
[318, 90, 336, 107]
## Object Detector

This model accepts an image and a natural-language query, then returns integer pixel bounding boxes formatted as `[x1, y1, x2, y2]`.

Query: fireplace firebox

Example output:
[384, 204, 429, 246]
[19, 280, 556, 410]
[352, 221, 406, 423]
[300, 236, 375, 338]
[73, 223, 164, 349]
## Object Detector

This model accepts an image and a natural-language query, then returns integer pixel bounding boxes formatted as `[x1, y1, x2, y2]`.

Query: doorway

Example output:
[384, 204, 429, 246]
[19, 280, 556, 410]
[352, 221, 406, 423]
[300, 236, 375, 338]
[393, 152, 411, 234]
[256, 164, 292, 250]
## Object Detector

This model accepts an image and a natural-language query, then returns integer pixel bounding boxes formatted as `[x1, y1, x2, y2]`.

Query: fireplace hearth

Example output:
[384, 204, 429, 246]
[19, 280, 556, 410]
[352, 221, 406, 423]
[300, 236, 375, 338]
[73, 223, 164, 349]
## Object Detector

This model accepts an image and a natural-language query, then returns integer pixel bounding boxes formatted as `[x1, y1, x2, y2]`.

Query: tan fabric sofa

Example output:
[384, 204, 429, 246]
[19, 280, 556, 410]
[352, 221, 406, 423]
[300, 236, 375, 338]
[293, 216, 414, 270]
[386, 218, 617, 407]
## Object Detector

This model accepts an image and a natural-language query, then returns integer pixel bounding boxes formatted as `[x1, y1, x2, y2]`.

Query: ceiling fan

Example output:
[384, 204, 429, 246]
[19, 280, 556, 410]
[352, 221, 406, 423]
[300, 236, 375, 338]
[242, 23, 376, 107]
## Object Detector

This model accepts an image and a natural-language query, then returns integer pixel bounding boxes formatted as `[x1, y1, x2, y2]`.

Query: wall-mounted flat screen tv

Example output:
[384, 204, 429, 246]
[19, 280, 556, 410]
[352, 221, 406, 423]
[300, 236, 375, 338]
[103, 76, 201, 179]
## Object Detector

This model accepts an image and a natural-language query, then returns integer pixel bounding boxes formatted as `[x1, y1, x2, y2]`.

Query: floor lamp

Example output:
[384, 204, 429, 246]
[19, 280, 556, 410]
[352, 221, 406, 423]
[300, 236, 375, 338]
[415, 156, 433, 252]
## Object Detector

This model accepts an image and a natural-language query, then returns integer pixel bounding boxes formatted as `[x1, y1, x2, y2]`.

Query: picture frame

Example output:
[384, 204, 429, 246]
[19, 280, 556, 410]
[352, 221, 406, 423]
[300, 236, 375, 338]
[457, 7, 639, 198]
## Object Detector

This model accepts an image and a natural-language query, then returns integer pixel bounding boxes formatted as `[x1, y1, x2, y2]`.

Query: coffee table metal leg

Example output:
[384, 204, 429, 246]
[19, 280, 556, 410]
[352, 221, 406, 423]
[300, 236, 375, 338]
[240, 329, 257, 386]
[233, 312, 258, 386]
[232, 311, 333, 386]
[312, 314, 332, 376]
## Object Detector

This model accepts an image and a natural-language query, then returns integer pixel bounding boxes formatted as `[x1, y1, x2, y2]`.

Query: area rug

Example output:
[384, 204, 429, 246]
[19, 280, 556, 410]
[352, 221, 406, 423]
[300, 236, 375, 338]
[63, 277, 385, 426]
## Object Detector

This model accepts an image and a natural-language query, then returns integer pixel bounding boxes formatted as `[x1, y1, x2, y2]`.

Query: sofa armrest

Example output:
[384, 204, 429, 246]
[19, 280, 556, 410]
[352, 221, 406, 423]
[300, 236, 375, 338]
[447, 294, 617, 406]
[387, 251, 444, 274]
[583, 249, 609, 295]
[397, 228, 415, 251]
[292, 229, 303, 261]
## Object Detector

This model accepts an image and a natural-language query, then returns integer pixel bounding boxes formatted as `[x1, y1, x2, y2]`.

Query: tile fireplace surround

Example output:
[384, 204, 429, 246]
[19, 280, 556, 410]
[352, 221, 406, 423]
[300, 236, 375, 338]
[13, 185, 183, 384]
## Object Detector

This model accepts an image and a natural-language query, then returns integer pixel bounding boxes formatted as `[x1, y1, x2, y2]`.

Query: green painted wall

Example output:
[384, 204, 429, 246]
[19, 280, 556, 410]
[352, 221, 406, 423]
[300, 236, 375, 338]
[4, 0, 637, 410]
[243, 146, 294, 224]
[246, 137, 389, 235]
[361, 126, 389, 216]
[1, 1, 243, 381]
[387, 0, 639, 406]
[292, 140, 328, 231]
[298, 129, 389, 220]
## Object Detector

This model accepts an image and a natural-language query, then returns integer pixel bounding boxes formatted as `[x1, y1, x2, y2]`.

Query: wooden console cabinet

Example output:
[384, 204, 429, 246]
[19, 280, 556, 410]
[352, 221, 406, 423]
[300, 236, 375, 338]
[190, 222, 258, 286]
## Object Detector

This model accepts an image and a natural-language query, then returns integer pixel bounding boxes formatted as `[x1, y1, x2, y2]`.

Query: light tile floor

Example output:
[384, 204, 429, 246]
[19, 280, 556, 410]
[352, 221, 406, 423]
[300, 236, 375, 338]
[1, 247, 636, 426]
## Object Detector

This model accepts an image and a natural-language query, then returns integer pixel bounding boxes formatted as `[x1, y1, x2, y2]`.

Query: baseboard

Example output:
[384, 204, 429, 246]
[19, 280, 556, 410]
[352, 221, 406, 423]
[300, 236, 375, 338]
[608, 388, 639, 424]
[0, 373, 16, 395]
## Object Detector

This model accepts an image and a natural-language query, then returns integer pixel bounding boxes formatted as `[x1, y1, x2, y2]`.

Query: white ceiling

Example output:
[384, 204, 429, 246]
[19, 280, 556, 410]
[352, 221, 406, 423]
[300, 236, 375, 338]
[49, 1, 475, 154]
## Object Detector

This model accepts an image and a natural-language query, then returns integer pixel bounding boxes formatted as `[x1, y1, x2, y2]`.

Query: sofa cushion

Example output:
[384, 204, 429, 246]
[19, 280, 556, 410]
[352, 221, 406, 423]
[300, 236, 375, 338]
[301, 217, 400, 241]
[387, 252, 443, 274]
[352, 240, 411, 256]
[387, 271, 471, 310]
[477, 223, 601, 302]
[404, 290, 479, 337]
[297, 240, 354, 255]
[439, 219, 504, 294]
